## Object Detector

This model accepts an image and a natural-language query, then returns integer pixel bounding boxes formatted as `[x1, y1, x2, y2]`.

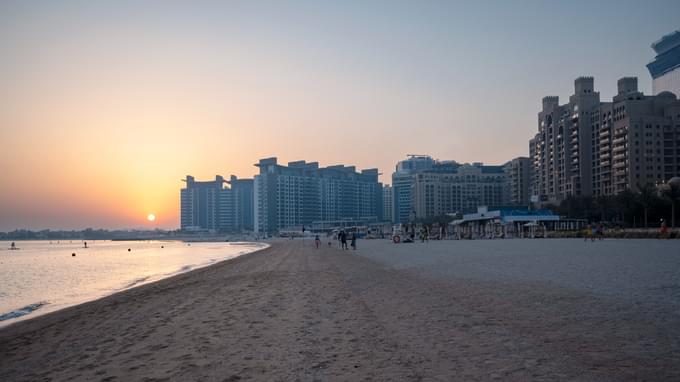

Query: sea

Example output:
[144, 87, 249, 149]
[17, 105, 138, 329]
[0, 240, 267, 327]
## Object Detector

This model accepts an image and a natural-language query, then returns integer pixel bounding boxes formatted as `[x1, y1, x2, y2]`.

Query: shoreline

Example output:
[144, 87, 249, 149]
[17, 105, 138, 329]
[2, 240, 678, 381]
[0, 241, 269, 330]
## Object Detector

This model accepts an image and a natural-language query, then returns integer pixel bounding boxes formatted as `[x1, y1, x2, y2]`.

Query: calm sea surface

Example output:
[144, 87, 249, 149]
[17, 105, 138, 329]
[0, 240, 267, 327]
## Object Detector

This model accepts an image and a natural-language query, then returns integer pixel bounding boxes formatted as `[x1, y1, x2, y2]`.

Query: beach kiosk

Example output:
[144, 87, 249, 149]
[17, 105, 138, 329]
[450, 207, 560, 239]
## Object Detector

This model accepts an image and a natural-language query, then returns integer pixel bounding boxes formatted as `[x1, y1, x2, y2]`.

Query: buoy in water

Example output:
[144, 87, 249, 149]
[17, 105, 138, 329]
[161, 245, 164, 248]
[127, 248, 131, 252]
[72, 253, 76, 256]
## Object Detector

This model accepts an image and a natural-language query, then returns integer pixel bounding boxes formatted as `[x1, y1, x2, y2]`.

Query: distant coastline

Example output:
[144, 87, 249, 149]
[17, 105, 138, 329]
[0, 229, 260, 243]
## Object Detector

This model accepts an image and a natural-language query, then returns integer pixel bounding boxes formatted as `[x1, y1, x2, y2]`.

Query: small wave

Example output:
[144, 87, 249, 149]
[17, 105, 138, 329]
[179, 265, 193, 272]
[122, 276, 151, 290]
[0, 302, 49, 321]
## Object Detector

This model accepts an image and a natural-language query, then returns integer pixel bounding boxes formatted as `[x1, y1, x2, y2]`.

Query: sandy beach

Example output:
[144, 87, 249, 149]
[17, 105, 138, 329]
[1, 239, 679, 381]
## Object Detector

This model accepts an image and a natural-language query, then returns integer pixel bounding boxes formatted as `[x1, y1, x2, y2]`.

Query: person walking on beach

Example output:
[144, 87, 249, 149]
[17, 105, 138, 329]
[340, 231, 348, 250]
[597, 223, 605, 240]
[350, 233, 357, 250]
[314, 235, 320, 249]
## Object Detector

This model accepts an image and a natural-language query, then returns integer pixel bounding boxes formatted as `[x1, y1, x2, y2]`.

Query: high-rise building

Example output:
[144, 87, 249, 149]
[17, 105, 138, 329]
[391, 155, 435, 224]
[530, 77, 601, 204]
[228, 176, 254, 231]
[531, 76, 680, 202]
[180, 175, 233, 231]
[382, 185, 393, 223]
[180, 175, 255, 231]
[647, 30, 680, 97]
[504, 157, 531, 206]
[592, 78, 680, 194]
[411, 163, 508, 219]
[253, 158, 383, 234]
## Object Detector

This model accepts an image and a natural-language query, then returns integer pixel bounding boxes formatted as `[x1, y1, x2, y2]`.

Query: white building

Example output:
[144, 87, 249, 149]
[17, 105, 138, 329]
[254, 158, 383, 234]
[391, 155, 436, 224]
[382, 185, 393, 223]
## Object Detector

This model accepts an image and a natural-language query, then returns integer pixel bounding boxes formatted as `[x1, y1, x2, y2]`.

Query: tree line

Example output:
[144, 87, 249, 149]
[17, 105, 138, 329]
[549, 183, 680, 228]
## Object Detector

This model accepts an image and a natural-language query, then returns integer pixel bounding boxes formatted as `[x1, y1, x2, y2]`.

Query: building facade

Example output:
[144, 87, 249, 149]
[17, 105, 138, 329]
[180, 175, 233, 231]
[530, 77, 601, 204]
[647, 30, 680, 97]
[382, 185, 394, 223]
[504, 157, 531, 206]
[228, 176, 254, 231]
[411, 163, 508, 219]
[253, 158, 383, 234]
[593, 78, 680, 195]
[391, 155, 436, 224]
[531, 76, 680, 202]
[180, 175, 255, 231]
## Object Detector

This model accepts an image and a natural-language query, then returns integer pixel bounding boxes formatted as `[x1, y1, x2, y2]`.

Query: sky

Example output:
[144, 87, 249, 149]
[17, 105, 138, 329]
[1, 0, 679, 230]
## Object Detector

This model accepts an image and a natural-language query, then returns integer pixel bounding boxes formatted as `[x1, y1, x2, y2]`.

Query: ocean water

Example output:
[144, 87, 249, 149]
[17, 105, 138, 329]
[0, 240, 267, 327]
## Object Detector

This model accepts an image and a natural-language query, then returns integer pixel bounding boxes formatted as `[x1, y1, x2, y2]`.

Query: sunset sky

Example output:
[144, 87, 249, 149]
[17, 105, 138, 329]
[1, 1, 679, 230]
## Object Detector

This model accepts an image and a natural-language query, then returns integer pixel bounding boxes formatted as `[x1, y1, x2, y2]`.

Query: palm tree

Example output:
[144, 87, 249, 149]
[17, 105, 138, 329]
[593, 195, 610, 222]
[638, 184, 658, 228]
[614, 189, 636, 226]
[659, 178, 680, 228]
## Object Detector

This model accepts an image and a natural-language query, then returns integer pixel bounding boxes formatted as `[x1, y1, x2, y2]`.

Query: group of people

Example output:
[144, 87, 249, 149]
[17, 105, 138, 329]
[336, 230, 356, 250]
[584, 223, 606, 241]
[313, 231, 357, 250]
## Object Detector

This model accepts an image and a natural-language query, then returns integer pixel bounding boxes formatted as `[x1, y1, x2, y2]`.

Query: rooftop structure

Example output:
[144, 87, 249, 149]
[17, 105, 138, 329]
[647, 30, 680, 96]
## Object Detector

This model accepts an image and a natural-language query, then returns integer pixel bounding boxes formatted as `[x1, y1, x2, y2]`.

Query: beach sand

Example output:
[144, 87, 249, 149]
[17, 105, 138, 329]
[1, 239, 679, 381]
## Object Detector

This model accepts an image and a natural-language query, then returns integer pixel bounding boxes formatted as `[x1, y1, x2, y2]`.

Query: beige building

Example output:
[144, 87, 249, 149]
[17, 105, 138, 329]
[530, 77, 600, 204]
[411, 163, 507, 219]
[531, 76, 680, 202]
[504, 157, 531, 206]
[592, 78, 680, 195]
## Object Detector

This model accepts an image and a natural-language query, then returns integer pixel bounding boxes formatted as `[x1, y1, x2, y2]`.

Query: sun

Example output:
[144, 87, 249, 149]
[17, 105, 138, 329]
[147, 213, 156, 222]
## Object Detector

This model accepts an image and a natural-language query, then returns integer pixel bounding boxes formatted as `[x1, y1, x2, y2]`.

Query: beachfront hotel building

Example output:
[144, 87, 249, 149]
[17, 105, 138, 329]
[410, 162, 508, 219]
[647, 30, 680, 97]
[180, 176, 233, 231]
[391, 155, 436, 224]
[228, 176, 254, 231]
[382, 185, 394, 223]
[529, 77, 601, 204]
[504, 157, 532, 206]
[253, 157, 383, 234]
[530, 76, 680, 201]
[180, 175, 254, 231]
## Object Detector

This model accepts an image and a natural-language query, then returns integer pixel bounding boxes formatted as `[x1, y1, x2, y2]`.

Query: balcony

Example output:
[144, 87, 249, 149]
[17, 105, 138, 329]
[612, 152, 626, 161]
[613, 129, 627, 138]
[612, 145, 627, 155]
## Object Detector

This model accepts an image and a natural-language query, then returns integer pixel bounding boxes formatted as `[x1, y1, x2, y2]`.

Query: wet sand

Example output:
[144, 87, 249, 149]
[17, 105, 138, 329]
[1, 240, 679, 381]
